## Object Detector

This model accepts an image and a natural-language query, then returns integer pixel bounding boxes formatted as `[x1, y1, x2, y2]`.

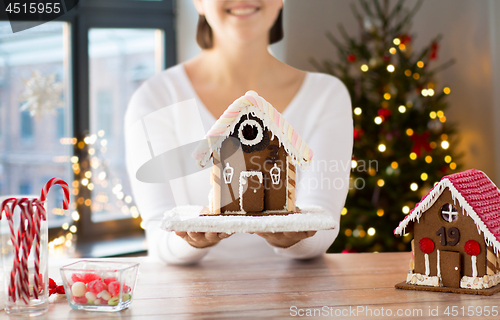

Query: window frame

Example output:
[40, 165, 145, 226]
[0, 0, 176, 242]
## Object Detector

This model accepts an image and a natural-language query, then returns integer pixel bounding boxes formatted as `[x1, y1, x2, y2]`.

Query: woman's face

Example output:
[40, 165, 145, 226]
[195, 0, 283, 46]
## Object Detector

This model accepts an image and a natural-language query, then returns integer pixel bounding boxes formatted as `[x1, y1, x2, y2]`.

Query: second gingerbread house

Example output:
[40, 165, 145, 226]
[395, 169, 500, 294]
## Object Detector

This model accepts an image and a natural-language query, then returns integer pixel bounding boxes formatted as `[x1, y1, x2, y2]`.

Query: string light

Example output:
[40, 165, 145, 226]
[441, 141, 450, 149]
[425, 155, 432, 163]
[444, 155, 452, 163]
[341, 207, 348, 216]
[374, 116, 383, 124]
[391, 162, 399, 169]
[398, 105, 406, 113]
[437, 111, 444, 118]
[427, 89, 435, 96]
[377, 179, 385, 187]
[402, 206, 410, 214]
[387, 64, 395, 72]
[393, 38, 401, 45]
[354, 107, 362, 115]
[361, 64, 369, 72]
[377, 209, 384, 217]
[421, 89, 429, 96]
[378, 144, 386, 152]
[351, 160, 358, 168]
[429, 111, 437, 119]
[443, 87, 451, 94]
[410, 183, 418, 191]
[367, 228, 376, 236]
[399, 44, 406, 51]
[409, 152, 417, 160]
[413, 73, 420, 80]
[389, 47, 397, 54]
[417, 61, 424, 68]
[405, 69, 412, 77]
[383, 93, 391, 100]
[450, 162, 457, 170]
[421, 173, 428, 181]
[345, 229, 352, 236]
[69, 225, 77, 233]
[406, 128, 414, 136]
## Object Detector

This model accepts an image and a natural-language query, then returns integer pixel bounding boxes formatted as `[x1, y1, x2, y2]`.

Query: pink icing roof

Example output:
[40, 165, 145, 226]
[194, 91, 313, 168]
[395, 169, 500, 249]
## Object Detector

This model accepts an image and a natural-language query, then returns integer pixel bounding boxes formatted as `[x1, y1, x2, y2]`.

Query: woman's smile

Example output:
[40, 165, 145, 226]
[225, 3, 261, 18]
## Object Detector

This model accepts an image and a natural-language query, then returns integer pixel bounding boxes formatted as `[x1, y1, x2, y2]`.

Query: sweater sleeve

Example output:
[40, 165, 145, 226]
[270, 74, 353, 259]
[124, 74, 210, 265]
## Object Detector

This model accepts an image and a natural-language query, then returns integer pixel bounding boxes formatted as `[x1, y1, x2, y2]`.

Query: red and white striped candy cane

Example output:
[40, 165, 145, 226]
[1, 199, 19, 302]
[40, 178, 70, 210]
[16, 199, 31, 304]
[31, 199, 46, 299]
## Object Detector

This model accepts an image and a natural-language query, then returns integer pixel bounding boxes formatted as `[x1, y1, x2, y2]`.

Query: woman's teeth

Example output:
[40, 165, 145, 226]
[228, 7, 259, 16]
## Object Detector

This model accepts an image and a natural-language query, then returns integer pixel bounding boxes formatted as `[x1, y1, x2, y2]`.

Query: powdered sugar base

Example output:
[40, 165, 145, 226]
[160, 205, 336, 233]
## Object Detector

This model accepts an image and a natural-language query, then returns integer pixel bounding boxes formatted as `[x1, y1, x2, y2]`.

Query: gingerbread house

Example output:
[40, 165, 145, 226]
[194, 91, 313, 215]
[394, 169, 500, 294]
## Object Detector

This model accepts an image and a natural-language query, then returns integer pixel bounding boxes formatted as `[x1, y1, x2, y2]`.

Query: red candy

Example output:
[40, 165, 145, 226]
[87, 279, 105, 294]
[418, 237, 435, 254]
[73, 295, 87, 304]
[108, 281, 121, 296]
[71, 274, 84, 283]
[465, 240, 480, 256]
[103, 277, 117, 285]
[82, 273, 101, 284]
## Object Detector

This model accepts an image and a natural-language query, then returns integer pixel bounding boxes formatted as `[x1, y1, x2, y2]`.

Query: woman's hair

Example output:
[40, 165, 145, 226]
[196, 9, 284, 49]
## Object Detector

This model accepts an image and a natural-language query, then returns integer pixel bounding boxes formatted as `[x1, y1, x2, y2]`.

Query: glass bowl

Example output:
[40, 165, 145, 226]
[60, 260, 139, 312]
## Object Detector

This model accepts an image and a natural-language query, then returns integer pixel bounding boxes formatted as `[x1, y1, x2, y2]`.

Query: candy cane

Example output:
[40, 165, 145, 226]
[31, 199, 46, 299]
[1, 199, 19, 302]
[40, 178, 70, 209]
[16, 199, 31, 304]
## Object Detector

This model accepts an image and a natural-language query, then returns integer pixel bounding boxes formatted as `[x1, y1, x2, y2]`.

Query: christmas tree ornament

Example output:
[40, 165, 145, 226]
[19, 71, 64, 119]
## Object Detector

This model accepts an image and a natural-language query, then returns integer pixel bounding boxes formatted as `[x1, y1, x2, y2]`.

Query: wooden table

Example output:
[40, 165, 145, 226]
[39, 252, 500, 319]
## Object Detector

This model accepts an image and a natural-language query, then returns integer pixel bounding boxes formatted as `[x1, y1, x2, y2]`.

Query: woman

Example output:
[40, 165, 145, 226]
[125, 0, 353, 264]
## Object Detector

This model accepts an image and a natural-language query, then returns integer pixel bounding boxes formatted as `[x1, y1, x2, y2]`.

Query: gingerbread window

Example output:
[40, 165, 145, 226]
[238, 119, 263, 146]
[440, 203, 458, 222]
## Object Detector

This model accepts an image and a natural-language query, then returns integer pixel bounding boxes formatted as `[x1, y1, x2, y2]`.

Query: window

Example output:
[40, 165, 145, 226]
[20, 110, 34, 139]
[440, 203, 458, 222]
[0, 0, 176, 248]
[0, 21, 72, 226]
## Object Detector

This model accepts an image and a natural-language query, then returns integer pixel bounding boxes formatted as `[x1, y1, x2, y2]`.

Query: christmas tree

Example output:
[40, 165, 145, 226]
[312, 0, 461, 253]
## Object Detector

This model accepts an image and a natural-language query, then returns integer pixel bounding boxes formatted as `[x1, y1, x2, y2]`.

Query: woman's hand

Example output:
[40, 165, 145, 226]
[253, 231, 317, 248]
[174, 231, 232, 248]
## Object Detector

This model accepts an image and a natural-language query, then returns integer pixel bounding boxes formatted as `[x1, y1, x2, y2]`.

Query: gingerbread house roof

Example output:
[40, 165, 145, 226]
[194, 91, 313, 168]
[394, 169, 500, 254]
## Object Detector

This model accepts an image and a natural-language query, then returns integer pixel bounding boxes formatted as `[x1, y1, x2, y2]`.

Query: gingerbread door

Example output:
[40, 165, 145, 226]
[239, 171, 264, 212]
[440, 251, 461, 288]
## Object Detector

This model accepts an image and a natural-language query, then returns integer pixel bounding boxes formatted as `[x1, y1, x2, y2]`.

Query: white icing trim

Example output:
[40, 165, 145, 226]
[238, 119, 263, 146]
[395, 172, 500, 255]
[238, 171, 263, 212]
[437, 249, 441, 278]
[424, 253, 430, 276]
[472, 255, 478, 277]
